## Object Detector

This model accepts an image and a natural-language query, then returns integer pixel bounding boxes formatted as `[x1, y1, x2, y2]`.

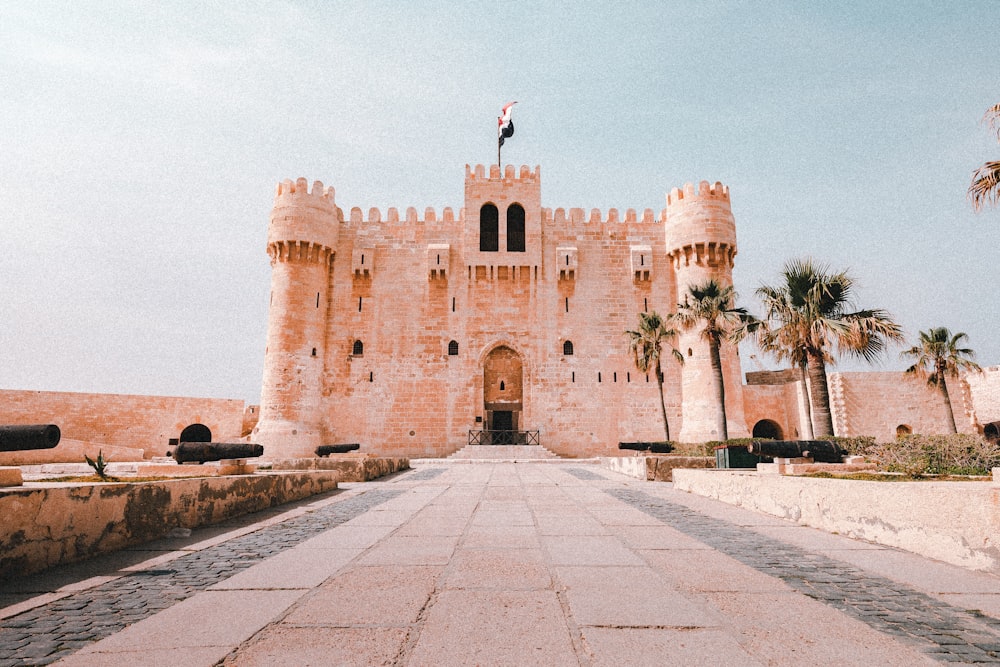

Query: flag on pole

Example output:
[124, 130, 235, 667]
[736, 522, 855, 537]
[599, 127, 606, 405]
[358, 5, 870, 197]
[498, 101, 517, 146]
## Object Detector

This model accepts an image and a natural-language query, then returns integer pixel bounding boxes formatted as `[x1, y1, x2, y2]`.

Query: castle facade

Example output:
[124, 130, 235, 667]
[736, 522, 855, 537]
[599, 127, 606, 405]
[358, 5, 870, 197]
[253, 164, 995, 459]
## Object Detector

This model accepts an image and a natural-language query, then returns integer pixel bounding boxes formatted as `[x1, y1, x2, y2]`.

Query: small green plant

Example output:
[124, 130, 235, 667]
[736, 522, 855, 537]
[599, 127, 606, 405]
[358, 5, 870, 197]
[84, 450, 111, 480]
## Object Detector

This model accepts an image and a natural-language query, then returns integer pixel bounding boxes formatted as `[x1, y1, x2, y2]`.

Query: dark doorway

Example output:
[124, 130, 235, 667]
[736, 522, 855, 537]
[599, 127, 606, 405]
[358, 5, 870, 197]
[180, 423, 211, 443]
[490, 411, 516, 444]
[751, 419, 782, 440]
[492, 410, 513, 431]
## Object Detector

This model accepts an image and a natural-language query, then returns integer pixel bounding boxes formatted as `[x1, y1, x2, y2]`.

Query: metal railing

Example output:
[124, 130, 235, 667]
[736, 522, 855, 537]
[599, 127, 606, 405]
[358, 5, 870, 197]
[468, 429, 540, 446]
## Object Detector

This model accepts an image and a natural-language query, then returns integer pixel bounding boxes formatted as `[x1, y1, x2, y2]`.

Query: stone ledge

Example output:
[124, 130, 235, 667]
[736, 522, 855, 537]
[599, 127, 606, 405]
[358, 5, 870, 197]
[0, 471, 339, 579]
[268, 456, 409, 481]
[600, 456, 714, 481]
[673, 468, 1000, 574]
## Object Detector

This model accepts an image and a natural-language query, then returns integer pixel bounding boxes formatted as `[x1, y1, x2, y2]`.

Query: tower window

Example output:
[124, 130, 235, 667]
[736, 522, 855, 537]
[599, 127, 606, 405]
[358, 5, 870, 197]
[448, 340, 459, 356]
[563, 340, 574, 355]
[311, 347, 317, 357]
[352, 340, 364, 356]
[480, 204, 499, 252]
[506, 203, 525, 252]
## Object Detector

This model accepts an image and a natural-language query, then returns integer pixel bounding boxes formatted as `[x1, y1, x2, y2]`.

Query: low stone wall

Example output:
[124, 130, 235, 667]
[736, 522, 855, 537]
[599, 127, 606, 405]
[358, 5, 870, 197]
[0, 439, 147, 466]
[269, 456, 409, 481]
[0, 471, 339, 579]
[673, 469, 1000, 574]
[601, 456, 714, 481]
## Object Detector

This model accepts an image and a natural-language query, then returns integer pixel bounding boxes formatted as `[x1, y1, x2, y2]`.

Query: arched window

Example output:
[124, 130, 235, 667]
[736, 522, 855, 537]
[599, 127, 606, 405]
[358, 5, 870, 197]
[448, 340, 459, 356]
[563, 340, 574, 355]
[506, 203, 525, 252]
[352, 340, 364, 356]
[480, 204, 499, 252]
[896, 424, 912, 438]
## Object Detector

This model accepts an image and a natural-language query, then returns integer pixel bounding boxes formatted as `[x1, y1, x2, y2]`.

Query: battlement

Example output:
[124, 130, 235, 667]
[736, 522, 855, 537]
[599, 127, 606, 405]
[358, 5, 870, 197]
[347, 206, 458, 225]
[274, 177, 336, 207]
[666, 181, 730, 208]
[542, 207, 662, 226]
[465, 164, 540, 182]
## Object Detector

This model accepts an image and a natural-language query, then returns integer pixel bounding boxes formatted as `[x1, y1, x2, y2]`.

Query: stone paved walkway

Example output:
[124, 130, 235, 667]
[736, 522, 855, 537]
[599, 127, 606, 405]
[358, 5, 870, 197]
[2, 462, 999, 665]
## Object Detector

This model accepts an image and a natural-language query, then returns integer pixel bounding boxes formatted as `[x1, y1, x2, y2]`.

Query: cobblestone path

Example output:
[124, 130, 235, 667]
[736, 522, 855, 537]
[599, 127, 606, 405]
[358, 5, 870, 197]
[0, 488, 403, 667]
[610, 487, 1000, 664]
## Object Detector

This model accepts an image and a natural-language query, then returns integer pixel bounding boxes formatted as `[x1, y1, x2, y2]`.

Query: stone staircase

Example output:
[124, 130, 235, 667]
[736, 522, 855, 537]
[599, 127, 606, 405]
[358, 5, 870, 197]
[446, 444, 562, 460]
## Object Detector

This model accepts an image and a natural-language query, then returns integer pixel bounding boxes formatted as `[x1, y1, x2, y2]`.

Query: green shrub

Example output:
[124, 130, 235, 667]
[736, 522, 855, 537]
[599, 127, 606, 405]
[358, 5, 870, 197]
[830, 436, 878, 455]
[852, 434, 999, 476]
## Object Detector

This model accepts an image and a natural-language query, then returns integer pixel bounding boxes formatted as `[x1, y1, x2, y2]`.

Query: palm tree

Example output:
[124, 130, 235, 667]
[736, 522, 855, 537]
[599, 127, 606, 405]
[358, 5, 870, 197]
[673, 279, 758, 441]
[969, 103, 1000, 211]
[902, 327, 981, 433]
[756, 259, 904, 438]
[626, 311, 684, 441]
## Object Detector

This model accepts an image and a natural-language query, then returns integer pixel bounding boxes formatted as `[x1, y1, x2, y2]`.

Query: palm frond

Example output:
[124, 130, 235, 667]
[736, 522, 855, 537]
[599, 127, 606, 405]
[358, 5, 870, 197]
[969, 161, 1000, 211]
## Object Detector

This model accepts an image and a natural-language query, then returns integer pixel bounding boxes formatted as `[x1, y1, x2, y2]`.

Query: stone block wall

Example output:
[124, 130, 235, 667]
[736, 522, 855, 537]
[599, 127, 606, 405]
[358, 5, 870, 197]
[0, 390, 246, 459]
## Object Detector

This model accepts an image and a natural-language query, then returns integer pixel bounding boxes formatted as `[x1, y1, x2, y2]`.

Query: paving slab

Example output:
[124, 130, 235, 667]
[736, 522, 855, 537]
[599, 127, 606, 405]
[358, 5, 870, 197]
[556, 565, 720, 627]
[283, 565, 441, 626]
[225, 626, 409, 666]
[406, 590, 577, 666]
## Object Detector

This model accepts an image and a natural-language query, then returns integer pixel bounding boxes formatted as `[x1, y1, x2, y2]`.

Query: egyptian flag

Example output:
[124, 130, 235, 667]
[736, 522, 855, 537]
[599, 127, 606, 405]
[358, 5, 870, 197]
[498, 101, 517, 146]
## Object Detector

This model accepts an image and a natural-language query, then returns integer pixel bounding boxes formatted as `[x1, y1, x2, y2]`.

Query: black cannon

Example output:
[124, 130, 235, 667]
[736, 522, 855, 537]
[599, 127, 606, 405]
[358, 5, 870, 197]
[315, 443, 360, 457]
[746, 440, 845, 464]
[619, 441, 674, 454]
[984, 421, 1000, 443]
[0, 424, 61, 452]
[173, 442, 263, 464]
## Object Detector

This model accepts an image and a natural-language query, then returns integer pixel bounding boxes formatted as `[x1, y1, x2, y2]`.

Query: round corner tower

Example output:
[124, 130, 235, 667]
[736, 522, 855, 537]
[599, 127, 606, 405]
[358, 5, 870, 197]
[254, 177, 339, 459]
[665, 180, 749, 442]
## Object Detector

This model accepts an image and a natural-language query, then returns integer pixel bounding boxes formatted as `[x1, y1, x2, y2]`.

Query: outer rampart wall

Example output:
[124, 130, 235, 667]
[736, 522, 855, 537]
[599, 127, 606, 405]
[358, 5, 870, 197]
[967, 366, 1000, 425]
[829, 372, 976, 440]
[0, 390, 245, 459]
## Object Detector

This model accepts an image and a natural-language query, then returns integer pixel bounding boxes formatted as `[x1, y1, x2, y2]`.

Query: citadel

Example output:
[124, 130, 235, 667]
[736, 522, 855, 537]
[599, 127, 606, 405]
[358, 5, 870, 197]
[250, 164, 1000, 460]
[3, 164, 998, 458]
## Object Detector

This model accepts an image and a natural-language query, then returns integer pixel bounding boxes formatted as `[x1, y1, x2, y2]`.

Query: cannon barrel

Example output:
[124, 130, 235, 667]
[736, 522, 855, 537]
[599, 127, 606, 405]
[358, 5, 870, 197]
[618, 442, 651, 452]
[173, 442, 263, 464]
[747, 440, 844, 463]
[316, 444, 360, 457]
[0, 424, 61, 452]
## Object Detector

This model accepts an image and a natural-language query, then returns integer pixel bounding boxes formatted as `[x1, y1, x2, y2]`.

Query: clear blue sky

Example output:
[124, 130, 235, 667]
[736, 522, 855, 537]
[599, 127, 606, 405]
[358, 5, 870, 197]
[2, 1, 998, 402]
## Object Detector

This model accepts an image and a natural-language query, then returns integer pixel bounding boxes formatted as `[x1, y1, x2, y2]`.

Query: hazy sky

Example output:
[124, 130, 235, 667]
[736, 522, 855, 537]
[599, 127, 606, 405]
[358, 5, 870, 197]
[2, 1, 998, 403]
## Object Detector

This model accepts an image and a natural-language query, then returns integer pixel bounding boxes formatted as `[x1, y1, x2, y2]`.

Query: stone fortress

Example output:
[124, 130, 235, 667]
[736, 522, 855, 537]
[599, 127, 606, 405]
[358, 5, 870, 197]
[251, 164, 1000, 460]
[3, 163, 999, 460]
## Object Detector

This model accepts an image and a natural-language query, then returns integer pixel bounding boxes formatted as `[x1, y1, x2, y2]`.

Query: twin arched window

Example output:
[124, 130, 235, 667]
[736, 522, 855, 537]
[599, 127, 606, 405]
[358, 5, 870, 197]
[479, 203, 525, 252]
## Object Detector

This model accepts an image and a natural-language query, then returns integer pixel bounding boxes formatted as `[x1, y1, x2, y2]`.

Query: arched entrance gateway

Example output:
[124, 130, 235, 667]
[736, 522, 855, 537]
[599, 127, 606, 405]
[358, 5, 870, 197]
[483, 346, 524, 444]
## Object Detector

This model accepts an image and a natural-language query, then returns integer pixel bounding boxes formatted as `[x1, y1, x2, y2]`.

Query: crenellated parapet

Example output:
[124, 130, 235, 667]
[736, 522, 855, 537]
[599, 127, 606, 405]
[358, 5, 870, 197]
[664, 180, 737, 272]
[347, 206, 459, 226]
[268, 177, 340, 260]
[542, 207, 661, 226]
[465, 163, 540, 183]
